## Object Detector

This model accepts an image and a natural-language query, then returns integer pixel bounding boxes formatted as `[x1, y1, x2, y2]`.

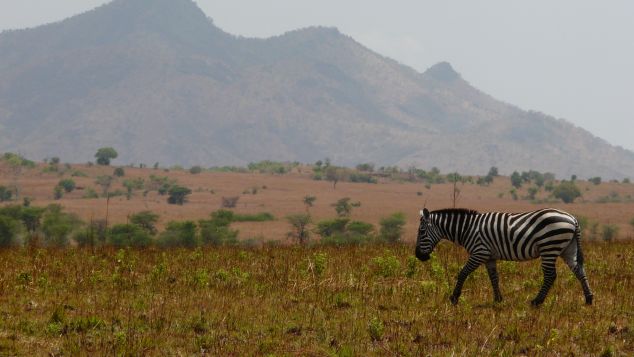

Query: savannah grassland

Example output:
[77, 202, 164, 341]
[1, 161, 634, 355]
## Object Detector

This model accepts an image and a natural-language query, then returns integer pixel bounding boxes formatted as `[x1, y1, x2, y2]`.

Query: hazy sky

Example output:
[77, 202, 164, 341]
[1, 0, 633, 151]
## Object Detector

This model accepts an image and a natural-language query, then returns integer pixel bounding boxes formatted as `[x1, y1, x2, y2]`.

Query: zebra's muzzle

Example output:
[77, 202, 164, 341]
[415, 249, 430, 262]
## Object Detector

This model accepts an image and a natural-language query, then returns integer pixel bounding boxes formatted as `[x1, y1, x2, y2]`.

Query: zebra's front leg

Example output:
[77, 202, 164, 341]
[450, 254, 488, 305]
[485, 260, 503, 303]
[531, 255, 558, 306]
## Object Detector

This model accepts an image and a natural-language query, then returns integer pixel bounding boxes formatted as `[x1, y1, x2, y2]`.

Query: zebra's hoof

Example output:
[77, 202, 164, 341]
[585, 295, 593, 305]
[450, 295, 459, 305]
[530, 298, 543, 307]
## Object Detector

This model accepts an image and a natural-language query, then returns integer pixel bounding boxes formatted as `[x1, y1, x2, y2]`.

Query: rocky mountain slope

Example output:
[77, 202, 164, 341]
[1, 0, 633, 178]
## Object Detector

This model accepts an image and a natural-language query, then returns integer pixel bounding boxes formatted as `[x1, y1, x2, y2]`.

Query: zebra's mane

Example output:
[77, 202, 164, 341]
[431, 208, 479, 216]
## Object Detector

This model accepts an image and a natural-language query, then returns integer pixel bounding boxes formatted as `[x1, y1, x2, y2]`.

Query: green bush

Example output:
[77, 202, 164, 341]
[0, 215, 20, 247]
[189, 166, 203, 174]
[553, 181, 582, 203]
[107, 224, 151, 248]
[316, 218, 350, 237]
[199, 212, 238, 246]
[113, 167, 125, 177]
[130, 211, 160, 234]
[379, 213, 406, 243]
[602, 224, 620, 242]
[0, 185, 13, 202]
[232, 212, 275, 222]
[158, 221, 197, 248]
[41, 205, 82, 247]
[58, 179, 76, 193]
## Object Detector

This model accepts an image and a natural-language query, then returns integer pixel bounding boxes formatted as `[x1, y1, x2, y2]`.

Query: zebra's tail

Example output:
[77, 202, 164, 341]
[574, 219, 584, 267]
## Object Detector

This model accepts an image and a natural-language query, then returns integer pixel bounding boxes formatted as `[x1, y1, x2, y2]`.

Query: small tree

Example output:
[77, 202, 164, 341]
[510, 171, 523, 188]
[189, 166, 203, 174]
[113, 167, 125, 177]
[167, 185, 192, 205]
[487, 166, 499, 177]
[95, 175, 114, 196]
[553, 181, 581, 203]
[589, 177, 602, 185]
[95, 147, 118, 166]
[130, 211, 160, 234]
[325, 166, 346, 189]
[303, 195, 316, 212]
[379, 212, 406, 243]
[53, 186, 64, 200]
[332, 197, 360, 217]
[286, 213, 311, 245]
[58, 179, 76, 193]
[158, 221, 197, 247]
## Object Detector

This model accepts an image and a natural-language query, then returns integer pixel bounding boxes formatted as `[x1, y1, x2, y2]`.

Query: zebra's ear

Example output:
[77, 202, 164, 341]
[422, 208, 430, 220]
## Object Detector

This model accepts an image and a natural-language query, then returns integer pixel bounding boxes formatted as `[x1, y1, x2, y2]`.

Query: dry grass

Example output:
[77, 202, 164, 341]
[0, 242, 632, 355]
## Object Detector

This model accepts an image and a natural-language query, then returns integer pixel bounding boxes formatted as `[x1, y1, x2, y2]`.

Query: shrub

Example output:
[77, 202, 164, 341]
[107, 224, 151, 248]
[589, 177, 602, 185]
[379, 213, 406, 243]
[553, 181, 582, 203]
[0, 215, 20, 247]
[41, 205, 82, 247]
[316, 218, 350, 237]
[371, 253, 401, 278]
[130, 211, 160, 234]
[158, 221, 198, 248]
[53, 186, 63, 200]
[113, 167, 125, 177]
[83, 188, 99, 199]
[232, 212, 275, 222]
[189, 166, 203, 174]
[58, 179, 76, 193]
[510, 171, 523, 188]
[221, 196, 240, 208]
[167, 185, 192, 205]
[0, 185, 12, 202]
[199, 213, 239, 246]
[602, 224, 619, 242]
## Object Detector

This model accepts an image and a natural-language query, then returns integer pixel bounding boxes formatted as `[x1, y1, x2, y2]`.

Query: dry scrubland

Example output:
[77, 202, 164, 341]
[2, 161, 634, 242]
[0, 243, 632, 355]
[2, 161, 634, 355]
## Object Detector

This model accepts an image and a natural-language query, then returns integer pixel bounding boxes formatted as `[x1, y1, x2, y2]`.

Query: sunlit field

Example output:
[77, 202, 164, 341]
[0, 242, 632, 355]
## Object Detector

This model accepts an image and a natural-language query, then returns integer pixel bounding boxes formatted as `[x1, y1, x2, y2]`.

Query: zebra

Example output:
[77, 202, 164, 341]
[415, 207, 593, 306]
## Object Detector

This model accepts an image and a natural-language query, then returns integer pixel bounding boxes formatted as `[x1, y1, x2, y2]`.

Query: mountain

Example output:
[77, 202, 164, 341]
[1, 0, 633, 179]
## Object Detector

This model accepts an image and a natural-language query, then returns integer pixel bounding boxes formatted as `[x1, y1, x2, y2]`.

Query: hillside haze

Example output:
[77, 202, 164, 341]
[1, 0, 633, 179]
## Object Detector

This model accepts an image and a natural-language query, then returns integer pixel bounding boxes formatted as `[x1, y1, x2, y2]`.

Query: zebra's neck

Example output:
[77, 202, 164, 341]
[430, 209, 480, 245]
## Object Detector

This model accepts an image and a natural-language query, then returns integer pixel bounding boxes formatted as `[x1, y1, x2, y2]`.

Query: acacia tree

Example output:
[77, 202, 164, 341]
[286, 213, 311, 245]
[95, 147, 118, 166]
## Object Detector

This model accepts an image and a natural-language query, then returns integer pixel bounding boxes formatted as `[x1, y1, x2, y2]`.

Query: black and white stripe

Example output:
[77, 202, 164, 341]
[415, 208, 593, 306]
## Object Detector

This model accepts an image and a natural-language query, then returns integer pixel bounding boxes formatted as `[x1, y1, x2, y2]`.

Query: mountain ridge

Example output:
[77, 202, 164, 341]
[0, 0, 633, 179]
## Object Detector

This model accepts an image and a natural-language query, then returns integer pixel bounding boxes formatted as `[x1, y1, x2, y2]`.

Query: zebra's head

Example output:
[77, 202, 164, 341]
[415, 208, 442, 262]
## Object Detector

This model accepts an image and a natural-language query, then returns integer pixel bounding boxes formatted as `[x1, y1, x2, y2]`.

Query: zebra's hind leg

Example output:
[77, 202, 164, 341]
[562, 242, 594, 305]
[531, 255, 558, 306]
[485, 260, 503, 302]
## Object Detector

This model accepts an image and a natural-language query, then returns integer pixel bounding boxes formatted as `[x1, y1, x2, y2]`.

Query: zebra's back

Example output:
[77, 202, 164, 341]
[477, 208, 577, 261]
